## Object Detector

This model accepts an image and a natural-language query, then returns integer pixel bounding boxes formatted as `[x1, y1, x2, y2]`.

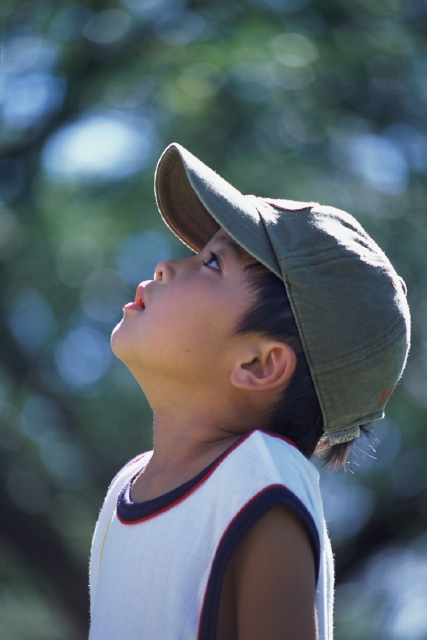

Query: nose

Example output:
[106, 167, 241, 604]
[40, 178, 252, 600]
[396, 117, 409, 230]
[154, 259, 176, 282]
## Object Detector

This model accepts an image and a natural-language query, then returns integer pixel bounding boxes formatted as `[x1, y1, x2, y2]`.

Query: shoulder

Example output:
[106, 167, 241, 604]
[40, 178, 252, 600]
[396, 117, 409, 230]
[218, 504, 318, 639]
[208, 429, 324, 587]
[233, 504, 316, 588]
[249, 429, 317, 476]
[229, 430, 322, 519]
[237, 428, 316, 476]
[250, 430, 322, 510]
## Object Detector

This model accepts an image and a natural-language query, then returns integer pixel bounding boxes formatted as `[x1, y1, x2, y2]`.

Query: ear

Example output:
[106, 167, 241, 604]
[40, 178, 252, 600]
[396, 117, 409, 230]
[230, 341, 297, 392]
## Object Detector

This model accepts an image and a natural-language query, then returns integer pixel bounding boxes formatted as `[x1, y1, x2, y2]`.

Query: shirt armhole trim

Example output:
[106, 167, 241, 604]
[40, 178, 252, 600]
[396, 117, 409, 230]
[197, 484, 320, 640]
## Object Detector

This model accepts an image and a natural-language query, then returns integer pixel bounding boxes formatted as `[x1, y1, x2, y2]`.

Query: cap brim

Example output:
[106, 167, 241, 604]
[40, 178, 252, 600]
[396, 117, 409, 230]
[154, 143, 281, 276]
[154, 144, 219, 252]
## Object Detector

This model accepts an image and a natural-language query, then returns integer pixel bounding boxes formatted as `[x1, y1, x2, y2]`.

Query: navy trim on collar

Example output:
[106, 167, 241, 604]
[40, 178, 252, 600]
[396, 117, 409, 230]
[116, 429, 298, 525]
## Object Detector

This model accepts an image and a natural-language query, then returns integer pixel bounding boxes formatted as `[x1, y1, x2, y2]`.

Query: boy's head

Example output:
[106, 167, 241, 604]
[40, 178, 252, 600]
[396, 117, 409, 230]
[112, 226, 298, 435]
[153, 143, 411, 465]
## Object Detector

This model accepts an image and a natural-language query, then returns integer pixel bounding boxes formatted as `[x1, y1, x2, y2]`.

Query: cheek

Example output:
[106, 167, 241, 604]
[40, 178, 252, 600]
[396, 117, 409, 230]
[151, 300, 236, 368]
[110, 281, 251, 369]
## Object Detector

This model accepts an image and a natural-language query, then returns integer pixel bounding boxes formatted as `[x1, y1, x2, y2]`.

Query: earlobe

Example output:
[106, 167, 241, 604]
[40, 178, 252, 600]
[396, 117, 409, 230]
[231, 342, 297, 392]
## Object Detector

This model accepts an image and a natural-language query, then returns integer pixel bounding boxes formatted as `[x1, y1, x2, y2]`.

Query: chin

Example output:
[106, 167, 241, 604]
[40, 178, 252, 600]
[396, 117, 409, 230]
[111, 321, 143, 372]
[110, 320, 128, 362]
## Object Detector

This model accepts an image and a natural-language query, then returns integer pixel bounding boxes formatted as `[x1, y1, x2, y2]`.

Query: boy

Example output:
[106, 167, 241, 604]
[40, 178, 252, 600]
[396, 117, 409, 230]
[89, 143, 410, 639]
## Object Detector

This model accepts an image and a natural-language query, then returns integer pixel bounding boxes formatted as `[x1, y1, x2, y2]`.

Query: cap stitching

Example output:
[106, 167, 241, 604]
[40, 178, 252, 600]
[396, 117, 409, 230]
[276, 250, 391, 269]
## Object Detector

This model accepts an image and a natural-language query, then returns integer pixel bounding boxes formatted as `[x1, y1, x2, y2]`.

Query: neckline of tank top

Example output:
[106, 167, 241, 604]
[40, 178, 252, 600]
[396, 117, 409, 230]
[116, 429, 297, 525]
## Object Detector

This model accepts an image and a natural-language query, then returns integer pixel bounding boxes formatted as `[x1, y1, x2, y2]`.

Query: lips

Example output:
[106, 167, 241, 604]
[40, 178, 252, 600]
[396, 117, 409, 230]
[123, 283, 146, 311]
[135, 294, 144, 308]
[135, 284, 145, 309]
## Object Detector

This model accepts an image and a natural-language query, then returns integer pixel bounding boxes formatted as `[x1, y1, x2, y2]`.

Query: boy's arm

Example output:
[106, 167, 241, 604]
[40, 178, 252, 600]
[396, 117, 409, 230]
[219, 505, 318, 640]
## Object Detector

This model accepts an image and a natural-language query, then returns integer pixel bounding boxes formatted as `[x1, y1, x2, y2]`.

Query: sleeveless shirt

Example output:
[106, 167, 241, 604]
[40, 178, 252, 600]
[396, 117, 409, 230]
[89, 429, 334, 639]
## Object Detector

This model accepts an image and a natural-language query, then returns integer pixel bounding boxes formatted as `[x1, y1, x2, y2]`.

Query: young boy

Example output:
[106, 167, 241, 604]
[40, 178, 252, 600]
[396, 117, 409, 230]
[89, 143, 410, 640]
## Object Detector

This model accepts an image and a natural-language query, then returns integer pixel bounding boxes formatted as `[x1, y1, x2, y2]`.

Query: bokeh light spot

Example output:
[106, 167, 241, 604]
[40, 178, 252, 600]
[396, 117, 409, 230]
[385, 124, 427, 172]
[121, 0, 181, 20]
[1, 73, 66, 130]
[7, 290, 56, 352]
[42, 114, 155, 181]
[364, 542, 427, 640]
[321, 474, 375, 539]
[2, 35, 59, 74]
[269, 33, 318, 67]
[348, 133, 408, 195]
[83, 9, 132, 45]
[55, 326, 112, 387]
[153, 10, 205, 46]
[21, 396, 65, 444]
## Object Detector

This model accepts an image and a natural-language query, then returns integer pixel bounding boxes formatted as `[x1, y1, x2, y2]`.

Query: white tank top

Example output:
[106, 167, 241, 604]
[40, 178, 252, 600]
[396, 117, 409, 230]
[89, 429, 334, 639]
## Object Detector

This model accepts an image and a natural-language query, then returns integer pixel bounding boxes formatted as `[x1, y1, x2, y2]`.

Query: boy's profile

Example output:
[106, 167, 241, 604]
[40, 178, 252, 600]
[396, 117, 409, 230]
[88, 143, 410, 639]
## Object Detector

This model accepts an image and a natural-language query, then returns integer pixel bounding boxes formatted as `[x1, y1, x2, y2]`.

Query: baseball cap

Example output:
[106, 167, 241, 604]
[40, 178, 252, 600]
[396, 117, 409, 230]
[154, 143, 411, 443]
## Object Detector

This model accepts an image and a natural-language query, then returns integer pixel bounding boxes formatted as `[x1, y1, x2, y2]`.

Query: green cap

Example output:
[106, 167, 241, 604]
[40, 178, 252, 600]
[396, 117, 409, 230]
[154, 143, 411, 442]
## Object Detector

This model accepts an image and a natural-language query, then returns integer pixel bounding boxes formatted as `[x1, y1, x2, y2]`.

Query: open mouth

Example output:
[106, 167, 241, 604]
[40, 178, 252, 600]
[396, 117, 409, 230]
[135, 293, 145, 309]
[123, 284, 146, 311]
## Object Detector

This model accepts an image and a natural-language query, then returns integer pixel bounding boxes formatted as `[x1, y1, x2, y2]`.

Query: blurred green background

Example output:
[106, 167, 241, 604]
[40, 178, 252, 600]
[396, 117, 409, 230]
[1, 0, 426, 638]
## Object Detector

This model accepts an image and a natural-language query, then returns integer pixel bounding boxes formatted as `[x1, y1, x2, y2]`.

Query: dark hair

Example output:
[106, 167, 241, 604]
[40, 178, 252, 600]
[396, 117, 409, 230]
[236, 263, 361, 468]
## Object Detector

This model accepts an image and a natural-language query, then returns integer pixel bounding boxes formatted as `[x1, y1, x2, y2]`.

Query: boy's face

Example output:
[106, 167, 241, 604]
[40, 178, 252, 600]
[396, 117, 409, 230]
[111, 230, 258, 388]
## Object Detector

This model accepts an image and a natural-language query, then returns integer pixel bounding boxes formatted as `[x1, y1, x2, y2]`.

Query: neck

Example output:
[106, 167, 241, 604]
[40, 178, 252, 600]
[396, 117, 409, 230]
[130, 404, 251, 504]
[125, 360, 273, 473]
[128, 375, 271, 503]
[151, 408, 244, 466]
[138, 377, 261, 471]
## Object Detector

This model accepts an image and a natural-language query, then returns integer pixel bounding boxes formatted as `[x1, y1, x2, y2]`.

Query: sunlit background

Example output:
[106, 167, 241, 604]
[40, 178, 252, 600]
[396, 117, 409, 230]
[1, 0, 426, 638]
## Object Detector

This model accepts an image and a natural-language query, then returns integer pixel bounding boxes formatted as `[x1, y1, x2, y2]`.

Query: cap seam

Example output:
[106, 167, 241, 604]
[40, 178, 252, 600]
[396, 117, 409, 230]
[277, 248, 390, 269]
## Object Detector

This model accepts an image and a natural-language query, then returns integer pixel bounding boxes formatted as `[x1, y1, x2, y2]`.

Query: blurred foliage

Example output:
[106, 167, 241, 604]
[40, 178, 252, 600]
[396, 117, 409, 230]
[1, 0, 427, 638]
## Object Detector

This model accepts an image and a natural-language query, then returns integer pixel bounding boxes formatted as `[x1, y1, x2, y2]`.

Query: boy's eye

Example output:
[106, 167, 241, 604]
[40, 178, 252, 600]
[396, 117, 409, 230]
[202, 251, 221, 271]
